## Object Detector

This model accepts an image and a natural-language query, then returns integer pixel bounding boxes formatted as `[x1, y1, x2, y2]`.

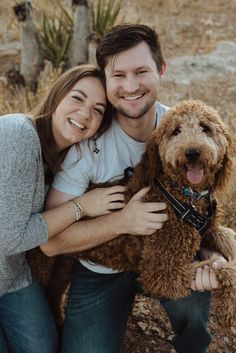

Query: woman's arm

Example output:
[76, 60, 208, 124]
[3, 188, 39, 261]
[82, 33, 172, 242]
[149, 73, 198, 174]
[43, 185, 126, 239]
[0, 117, 125, 256]
[41, 187, 168, 257]
[0, 118, 48, 256]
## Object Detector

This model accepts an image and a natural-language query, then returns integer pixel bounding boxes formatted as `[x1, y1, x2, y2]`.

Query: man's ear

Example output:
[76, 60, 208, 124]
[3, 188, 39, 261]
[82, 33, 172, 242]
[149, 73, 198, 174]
[160, 62, 167, 77]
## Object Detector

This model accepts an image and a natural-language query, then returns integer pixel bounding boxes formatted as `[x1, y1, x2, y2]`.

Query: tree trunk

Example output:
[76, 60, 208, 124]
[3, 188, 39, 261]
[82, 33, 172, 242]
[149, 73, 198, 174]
[13, 1, 43, 91]
[69, 0, 93, 67]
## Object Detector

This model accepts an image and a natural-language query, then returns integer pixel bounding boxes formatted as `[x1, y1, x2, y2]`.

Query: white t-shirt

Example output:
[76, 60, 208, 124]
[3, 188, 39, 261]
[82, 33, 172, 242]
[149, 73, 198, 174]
[53, 102, 169, 273]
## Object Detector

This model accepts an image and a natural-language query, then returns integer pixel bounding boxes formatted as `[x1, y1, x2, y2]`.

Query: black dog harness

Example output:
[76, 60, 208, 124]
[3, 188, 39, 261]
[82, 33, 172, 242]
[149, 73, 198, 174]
[156, 179, 217, 236]
[123, 167, 216, 236]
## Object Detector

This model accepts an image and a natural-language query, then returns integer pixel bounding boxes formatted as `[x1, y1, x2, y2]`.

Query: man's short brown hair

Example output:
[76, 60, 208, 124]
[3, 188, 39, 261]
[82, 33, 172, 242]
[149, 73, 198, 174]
[96, 24, 165, 74]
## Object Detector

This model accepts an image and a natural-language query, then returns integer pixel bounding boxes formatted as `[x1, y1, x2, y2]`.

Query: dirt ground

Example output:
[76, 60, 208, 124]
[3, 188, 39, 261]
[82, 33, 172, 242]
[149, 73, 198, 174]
[1, 0, 236, 352]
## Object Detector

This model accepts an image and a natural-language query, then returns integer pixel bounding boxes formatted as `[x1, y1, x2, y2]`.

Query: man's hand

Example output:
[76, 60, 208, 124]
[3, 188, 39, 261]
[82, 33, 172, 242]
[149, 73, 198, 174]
[191, 249, 227, 292]
[119, 186, 168, 236]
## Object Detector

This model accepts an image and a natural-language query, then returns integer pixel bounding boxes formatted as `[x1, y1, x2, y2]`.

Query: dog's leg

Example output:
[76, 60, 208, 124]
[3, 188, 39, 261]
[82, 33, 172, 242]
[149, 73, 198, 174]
[196, 226, 236, 329]
[211, 261, 236, 330]
[46, 256, 74, 327]
[139, 232, 197, 299]
[201, 226, 236, 261]
[26, 247, 56, 288]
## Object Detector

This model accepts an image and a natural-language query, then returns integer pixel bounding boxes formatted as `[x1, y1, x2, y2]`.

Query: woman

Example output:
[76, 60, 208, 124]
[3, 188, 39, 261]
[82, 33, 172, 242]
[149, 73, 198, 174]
[0, 64, 125, 353]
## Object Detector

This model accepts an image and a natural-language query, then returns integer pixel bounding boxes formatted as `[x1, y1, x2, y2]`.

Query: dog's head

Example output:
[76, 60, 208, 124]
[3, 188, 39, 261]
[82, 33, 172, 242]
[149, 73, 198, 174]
[140, 100, 233, 191]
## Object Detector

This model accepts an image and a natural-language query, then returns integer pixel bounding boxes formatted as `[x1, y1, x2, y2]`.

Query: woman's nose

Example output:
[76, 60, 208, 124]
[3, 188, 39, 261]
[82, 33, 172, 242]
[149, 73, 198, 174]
[77, 108, 91, 120]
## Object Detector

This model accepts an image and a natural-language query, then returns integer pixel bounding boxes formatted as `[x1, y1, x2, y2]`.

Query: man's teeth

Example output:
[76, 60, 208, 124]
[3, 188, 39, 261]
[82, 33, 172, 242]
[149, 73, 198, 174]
[69, 118, 85, 129]
[123, 94, 143, 100]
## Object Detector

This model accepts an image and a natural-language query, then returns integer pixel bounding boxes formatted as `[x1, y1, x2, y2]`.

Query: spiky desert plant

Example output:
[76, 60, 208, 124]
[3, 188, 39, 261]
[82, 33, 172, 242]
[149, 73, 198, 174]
[39, 5, 73, 67]
[87, 0, 123, 63]
[93, 0, 123, 39]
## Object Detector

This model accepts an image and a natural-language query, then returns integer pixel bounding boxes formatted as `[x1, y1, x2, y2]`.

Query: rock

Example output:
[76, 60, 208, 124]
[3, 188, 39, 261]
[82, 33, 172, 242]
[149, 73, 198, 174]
[165, 41, 236, 84]
[0, 41, 21, 57]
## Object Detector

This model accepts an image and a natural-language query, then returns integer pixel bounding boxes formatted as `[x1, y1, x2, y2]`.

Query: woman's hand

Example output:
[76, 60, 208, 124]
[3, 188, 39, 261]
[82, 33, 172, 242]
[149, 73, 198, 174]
[76, 185, 126, 217]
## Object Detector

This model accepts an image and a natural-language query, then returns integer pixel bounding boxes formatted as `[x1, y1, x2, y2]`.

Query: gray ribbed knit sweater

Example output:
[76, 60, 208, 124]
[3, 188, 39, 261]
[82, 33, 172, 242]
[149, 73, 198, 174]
[0, 114, 48, 296]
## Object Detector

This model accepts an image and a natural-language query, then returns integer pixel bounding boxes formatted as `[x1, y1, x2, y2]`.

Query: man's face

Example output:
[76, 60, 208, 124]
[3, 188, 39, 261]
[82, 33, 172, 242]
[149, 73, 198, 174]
[105, 41, 166, 120]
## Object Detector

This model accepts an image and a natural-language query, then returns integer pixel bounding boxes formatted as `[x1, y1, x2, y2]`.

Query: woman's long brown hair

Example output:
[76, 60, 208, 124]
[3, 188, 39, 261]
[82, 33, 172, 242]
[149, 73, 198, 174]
[31, 64, 112, 183]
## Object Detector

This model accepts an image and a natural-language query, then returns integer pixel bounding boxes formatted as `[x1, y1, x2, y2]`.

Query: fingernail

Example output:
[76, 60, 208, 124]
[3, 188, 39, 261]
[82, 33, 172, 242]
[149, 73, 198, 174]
[212, 262, 218, 269]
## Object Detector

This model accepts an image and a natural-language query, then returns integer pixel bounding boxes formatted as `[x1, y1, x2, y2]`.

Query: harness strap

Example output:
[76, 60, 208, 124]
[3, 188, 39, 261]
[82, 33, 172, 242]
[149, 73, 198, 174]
[156, 179, 216, 236]
[122, 167, 216, 236]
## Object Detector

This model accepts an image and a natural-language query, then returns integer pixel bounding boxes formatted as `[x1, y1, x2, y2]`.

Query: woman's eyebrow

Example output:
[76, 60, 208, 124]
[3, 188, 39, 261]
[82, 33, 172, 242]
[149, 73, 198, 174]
[71, 89, 87, 98]
[71, 89, 106, 108]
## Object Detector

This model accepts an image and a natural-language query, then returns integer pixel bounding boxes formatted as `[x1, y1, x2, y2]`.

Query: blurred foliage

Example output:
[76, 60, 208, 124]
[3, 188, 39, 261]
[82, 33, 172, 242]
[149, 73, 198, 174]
[93, 0, 123, 39]
[37, 0, 123, 68]
[39, 5, 73, 67]
[0, 65, 61, 115]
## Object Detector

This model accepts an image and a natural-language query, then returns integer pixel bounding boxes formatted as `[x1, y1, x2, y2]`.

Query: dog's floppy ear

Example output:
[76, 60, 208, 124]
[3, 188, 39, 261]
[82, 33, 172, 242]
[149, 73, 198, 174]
[214, 127, 233, 191]
[130, 131, 163, 190]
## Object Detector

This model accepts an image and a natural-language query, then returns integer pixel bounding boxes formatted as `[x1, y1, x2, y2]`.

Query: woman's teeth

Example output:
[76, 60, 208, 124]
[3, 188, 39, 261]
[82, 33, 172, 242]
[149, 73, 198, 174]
[69, 118, 85, 130]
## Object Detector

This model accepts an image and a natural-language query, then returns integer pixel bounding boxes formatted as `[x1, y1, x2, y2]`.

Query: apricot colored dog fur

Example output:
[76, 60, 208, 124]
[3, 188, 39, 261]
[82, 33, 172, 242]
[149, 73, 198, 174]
[29, 100, 236, 329]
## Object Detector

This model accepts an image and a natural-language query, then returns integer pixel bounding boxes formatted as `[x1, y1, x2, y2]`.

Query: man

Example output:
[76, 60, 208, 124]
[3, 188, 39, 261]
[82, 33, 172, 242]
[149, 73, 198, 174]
[43, 24, 226, 353]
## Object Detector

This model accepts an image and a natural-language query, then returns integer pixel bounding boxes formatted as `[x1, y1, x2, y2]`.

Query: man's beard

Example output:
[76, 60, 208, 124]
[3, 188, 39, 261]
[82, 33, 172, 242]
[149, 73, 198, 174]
[116, 100, 155, 120]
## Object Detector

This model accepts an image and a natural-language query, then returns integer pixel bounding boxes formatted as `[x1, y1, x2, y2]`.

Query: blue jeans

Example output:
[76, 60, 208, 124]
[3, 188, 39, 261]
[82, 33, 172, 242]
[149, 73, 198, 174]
[0, 278, 58, 353]
[160, 292, 211, 353]
[62, 262, 212, 353]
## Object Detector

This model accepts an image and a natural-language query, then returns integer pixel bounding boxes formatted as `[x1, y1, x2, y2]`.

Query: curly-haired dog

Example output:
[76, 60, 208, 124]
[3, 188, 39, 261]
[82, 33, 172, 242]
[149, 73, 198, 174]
[30, 100, 236, 329]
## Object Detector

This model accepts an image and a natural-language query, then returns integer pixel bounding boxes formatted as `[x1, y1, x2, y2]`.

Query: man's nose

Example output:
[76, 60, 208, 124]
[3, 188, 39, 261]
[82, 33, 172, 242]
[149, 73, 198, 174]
[123, 76, 139, 93]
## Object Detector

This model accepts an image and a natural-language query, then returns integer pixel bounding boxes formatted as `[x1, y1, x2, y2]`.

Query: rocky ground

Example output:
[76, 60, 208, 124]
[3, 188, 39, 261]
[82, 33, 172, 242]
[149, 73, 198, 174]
[1, 0, 236, 352]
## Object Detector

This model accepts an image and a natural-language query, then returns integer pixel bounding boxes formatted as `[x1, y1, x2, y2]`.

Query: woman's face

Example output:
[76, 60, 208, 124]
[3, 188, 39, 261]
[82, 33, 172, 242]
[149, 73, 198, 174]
[52, 76, 107, 151]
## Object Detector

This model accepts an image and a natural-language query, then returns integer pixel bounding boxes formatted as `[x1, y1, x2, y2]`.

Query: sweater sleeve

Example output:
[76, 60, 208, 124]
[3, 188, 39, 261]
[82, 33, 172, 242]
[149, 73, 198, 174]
[0, 115, 48, 256]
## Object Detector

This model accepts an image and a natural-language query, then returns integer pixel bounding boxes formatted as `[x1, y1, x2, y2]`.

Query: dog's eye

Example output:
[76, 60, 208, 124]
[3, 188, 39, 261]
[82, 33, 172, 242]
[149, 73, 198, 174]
[200, 123, 211, 133]
[171, 127, 181, 136]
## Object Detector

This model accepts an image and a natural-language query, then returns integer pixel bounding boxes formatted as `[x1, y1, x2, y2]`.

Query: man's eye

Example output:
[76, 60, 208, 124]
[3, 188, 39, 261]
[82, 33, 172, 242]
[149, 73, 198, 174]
[137, 70, 147, 74]
[113, 74, 123, 78]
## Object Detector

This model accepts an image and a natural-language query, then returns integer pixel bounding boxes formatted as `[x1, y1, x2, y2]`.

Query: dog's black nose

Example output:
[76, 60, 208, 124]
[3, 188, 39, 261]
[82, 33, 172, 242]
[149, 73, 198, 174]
[185, 148, 201, 161]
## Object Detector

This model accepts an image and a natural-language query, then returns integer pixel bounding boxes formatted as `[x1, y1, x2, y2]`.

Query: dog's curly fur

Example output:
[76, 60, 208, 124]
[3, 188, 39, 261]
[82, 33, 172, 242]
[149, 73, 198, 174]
[28, 100, 236, 329]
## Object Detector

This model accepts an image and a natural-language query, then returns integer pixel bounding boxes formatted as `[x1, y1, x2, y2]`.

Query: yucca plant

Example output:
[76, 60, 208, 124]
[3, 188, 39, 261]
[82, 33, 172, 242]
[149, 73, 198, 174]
[39, 5, 73, 67]
[93, 0, 123, 39]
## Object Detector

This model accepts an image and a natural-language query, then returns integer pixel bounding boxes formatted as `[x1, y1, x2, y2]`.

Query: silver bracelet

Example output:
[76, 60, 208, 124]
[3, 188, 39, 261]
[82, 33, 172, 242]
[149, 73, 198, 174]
[72, 200, 85, 221]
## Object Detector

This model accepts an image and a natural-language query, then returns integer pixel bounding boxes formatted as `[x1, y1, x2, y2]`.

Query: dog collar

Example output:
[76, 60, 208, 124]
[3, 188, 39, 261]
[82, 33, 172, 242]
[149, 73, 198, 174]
[182, 187, 211, 202]
[156, 179, 217, 236]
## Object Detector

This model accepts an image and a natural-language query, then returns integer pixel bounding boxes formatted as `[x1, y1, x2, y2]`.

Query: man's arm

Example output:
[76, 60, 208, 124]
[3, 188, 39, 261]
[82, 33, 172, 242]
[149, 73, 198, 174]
[41, 187, 168, 256]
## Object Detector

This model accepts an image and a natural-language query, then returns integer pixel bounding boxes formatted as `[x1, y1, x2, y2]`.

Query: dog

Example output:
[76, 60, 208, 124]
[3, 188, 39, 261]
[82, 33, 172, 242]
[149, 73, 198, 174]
[29, 100, 236, 329]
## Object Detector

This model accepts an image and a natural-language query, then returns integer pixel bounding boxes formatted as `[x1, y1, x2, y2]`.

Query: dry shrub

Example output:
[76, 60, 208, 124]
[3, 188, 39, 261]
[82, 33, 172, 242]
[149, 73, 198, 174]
[0, 62, 62, 115]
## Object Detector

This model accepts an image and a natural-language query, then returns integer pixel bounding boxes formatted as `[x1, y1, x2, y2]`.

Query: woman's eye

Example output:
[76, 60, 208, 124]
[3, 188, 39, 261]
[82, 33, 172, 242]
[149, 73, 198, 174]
[72, 96, 82, 102]
[94, 108, 104, 116]
[171, 127, 181, 136]
[200, 123, 211, 133]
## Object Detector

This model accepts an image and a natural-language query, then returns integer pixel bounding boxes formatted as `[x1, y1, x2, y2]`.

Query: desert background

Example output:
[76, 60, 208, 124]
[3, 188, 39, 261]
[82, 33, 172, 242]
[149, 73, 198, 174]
[0, 0, 236, 352]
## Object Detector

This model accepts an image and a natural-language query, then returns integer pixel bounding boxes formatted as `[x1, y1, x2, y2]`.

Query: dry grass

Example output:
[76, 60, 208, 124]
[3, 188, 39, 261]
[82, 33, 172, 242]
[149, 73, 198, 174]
[0, 0, 71, 43]
[0, 63, 62, 115]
